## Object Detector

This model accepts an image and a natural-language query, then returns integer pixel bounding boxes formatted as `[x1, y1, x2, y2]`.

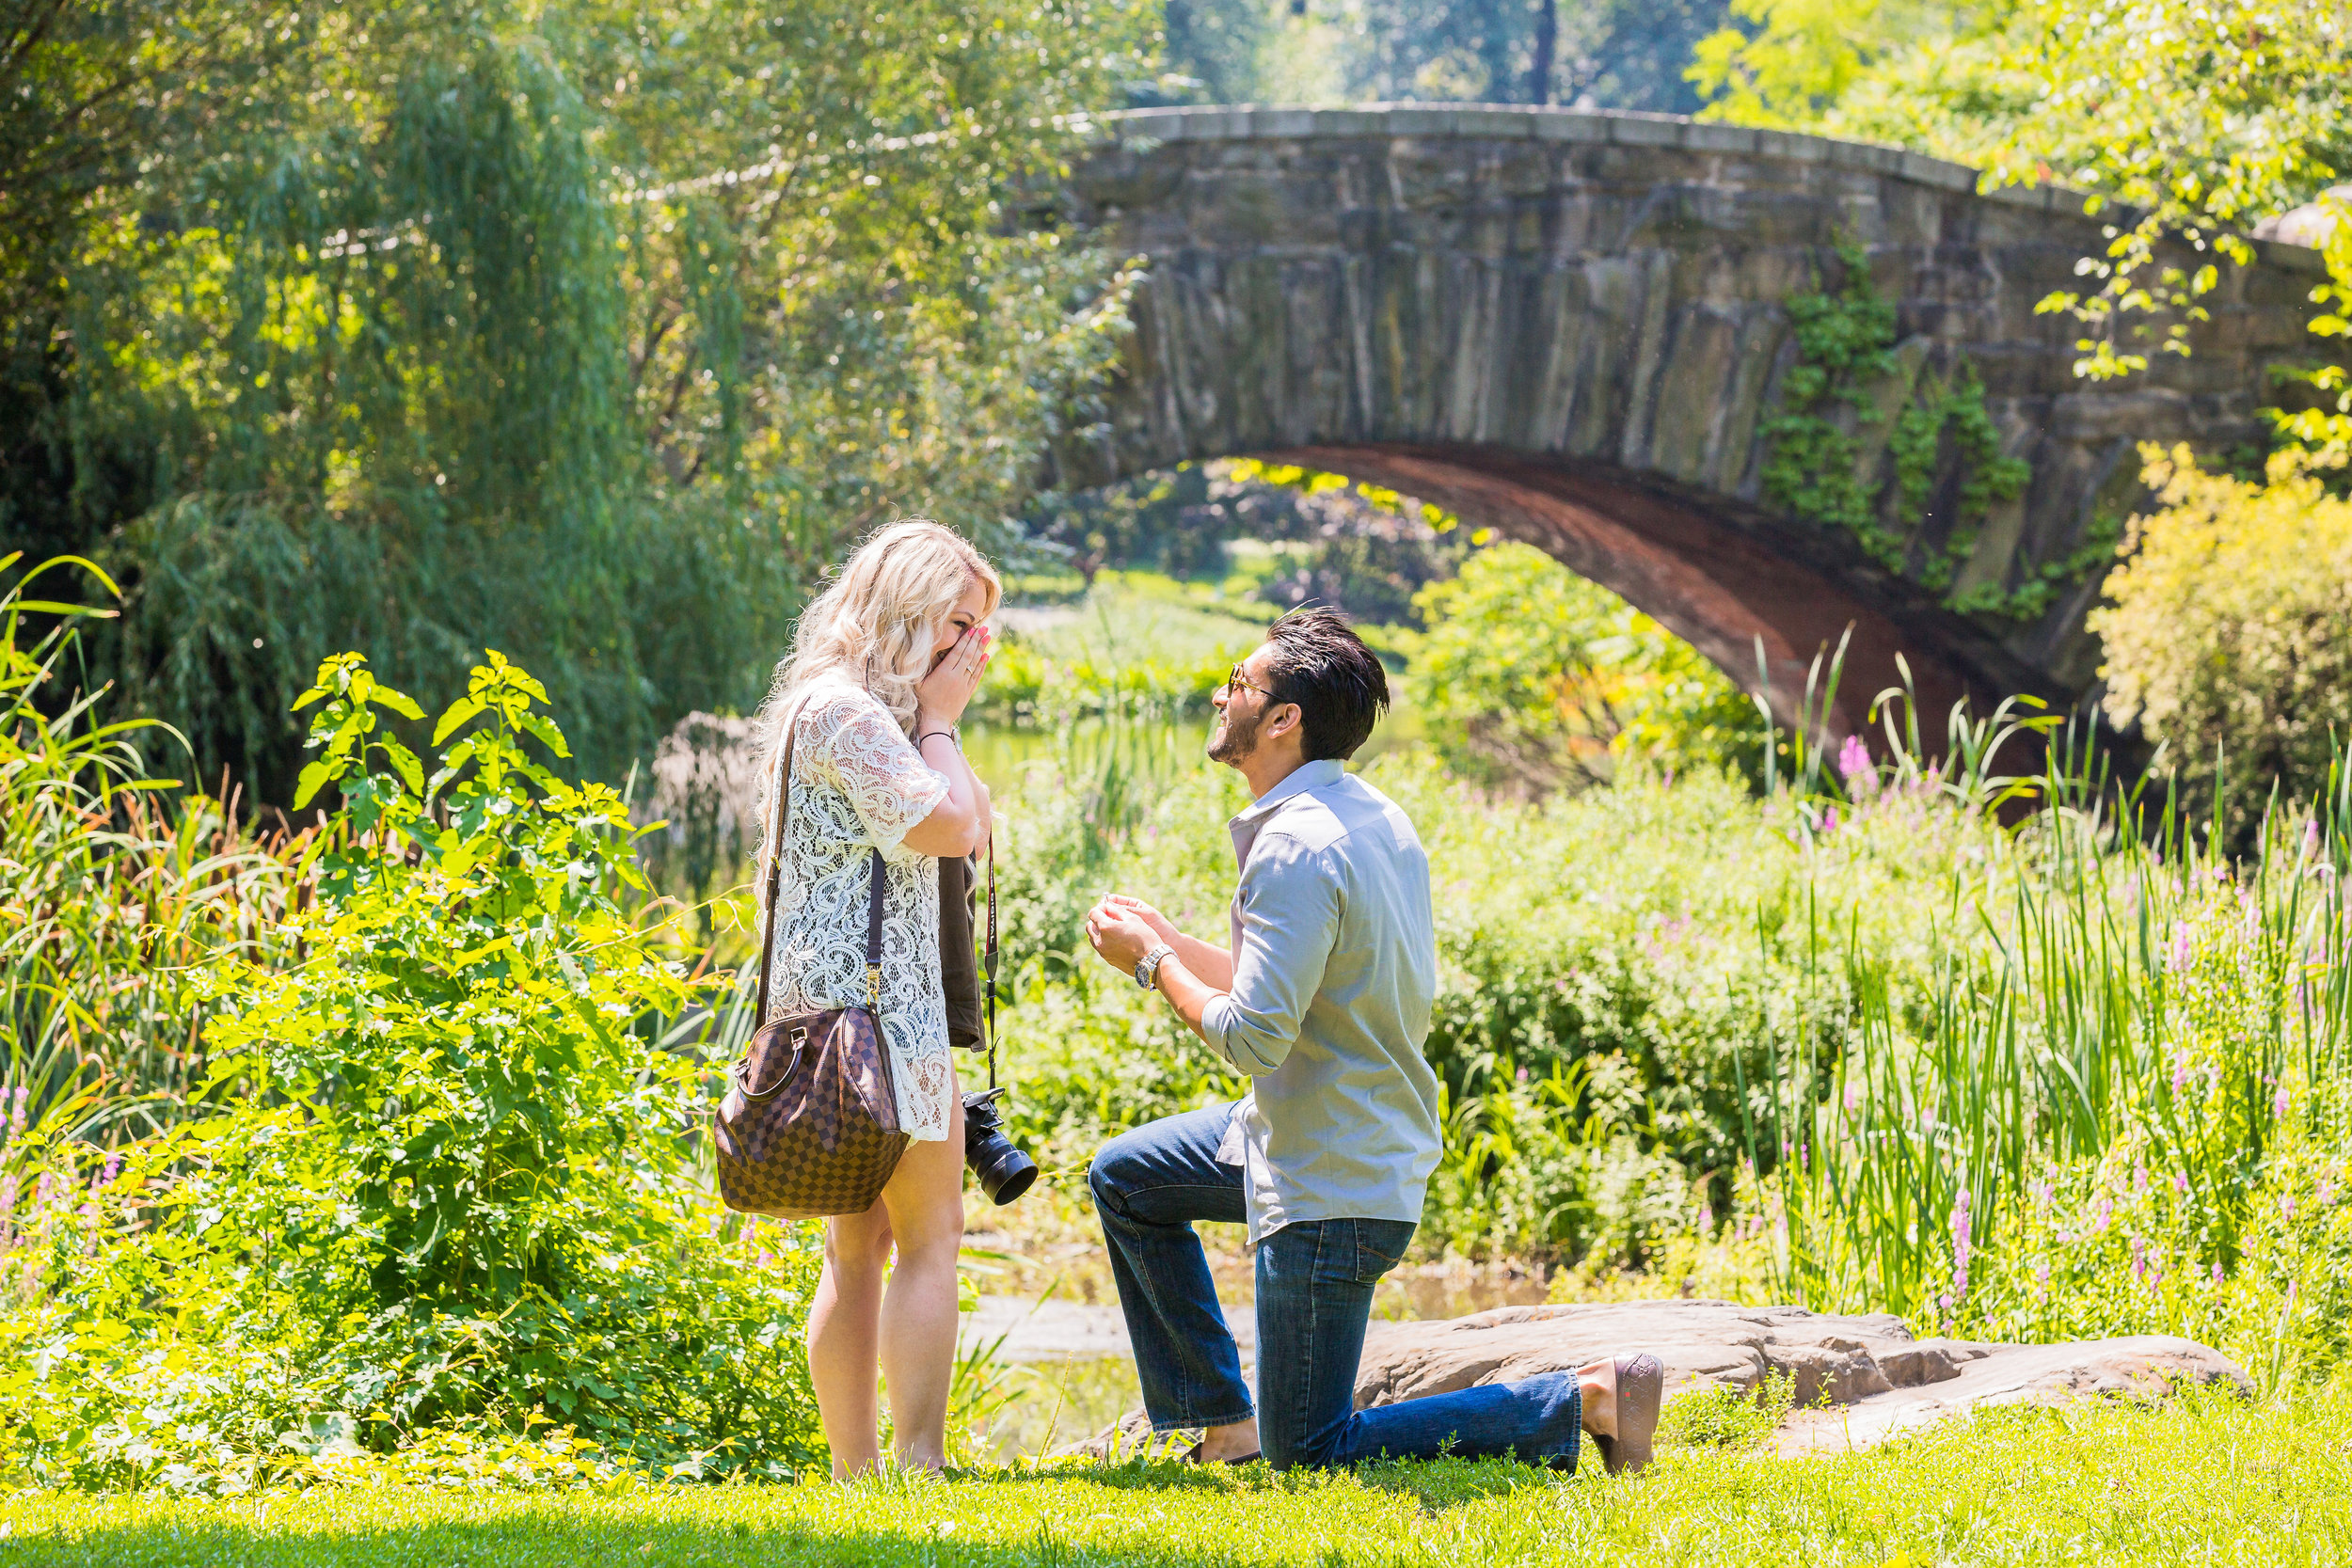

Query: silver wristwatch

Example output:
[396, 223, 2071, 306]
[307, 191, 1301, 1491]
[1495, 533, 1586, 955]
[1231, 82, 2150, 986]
[1134, 943, 1174, 990]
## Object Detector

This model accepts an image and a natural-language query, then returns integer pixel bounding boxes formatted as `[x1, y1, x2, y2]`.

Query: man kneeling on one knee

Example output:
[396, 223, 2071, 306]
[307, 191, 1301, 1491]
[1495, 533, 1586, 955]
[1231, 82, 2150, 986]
[1084, 610, 1663, 1473]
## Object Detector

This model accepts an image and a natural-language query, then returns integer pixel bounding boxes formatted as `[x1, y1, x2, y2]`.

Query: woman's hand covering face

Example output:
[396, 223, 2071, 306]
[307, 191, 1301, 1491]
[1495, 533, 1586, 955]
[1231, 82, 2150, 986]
[914, 624, 991, 726]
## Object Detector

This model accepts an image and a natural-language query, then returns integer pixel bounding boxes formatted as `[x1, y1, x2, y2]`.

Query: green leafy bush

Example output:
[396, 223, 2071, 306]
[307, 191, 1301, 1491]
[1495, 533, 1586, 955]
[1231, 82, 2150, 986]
[1, 650, 823, 1490]
[993, 747, 1995, 1263]
[1398, 542, 1759, 795]
[2090, 445, 2352, 844]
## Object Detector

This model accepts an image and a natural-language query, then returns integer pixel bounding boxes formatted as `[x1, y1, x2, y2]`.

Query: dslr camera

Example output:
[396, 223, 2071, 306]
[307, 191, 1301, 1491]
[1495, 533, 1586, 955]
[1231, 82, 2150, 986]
[961, 1087, 1036, 1205]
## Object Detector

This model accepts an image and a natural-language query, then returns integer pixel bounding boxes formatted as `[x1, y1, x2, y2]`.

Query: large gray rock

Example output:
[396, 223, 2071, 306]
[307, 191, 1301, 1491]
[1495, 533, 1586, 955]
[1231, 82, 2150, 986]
[1056, 1298, 2247, 1461]
[1353, 1299, 2248, 1457]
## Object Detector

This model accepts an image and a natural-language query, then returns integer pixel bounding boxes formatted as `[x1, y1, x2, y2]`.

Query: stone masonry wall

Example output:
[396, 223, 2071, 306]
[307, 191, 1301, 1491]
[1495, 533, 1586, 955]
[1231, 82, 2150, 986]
[1054, 105, 2326, 730]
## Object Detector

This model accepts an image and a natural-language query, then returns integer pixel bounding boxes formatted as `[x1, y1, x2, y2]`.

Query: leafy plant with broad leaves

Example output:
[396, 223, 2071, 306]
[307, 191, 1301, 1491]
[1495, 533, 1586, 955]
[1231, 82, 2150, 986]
[2, 648, 823, 1489]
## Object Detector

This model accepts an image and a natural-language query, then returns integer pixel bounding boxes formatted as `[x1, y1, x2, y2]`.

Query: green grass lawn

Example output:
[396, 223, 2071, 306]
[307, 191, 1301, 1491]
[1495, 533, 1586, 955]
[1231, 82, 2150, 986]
[8, 1388, 2345, 1566]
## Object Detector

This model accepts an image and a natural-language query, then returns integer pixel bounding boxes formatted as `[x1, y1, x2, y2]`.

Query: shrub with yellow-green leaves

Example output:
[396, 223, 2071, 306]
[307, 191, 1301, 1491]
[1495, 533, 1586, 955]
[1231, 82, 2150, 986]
[2090, 446, 2352, 842]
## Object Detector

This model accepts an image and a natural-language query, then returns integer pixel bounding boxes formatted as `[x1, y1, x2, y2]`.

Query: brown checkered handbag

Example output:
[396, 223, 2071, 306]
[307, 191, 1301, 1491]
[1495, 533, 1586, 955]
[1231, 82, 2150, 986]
[713, 698, 909, 1219]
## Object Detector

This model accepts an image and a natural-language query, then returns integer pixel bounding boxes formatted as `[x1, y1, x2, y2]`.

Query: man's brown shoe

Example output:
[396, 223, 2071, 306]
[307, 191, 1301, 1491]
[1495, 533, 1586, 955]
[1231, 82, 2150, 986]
[1597, 1353, 1664, 1475]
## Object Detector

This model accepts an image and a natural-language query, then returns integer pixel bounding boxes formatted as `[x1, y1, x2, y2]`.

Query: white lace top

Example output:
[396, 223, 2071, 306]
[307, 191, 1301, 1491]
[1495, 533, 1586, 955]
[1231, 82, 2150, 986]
[760, 675, 955, 1142]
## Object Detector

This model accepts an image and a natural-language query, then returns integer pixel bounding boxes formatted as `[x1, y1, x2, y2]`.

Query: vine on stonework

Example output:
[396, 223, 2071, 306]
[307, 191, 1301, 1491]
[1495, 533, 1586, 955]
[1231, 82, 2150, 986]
[1761, 239, 2051, 619]
[1757, 244, 1902, 569]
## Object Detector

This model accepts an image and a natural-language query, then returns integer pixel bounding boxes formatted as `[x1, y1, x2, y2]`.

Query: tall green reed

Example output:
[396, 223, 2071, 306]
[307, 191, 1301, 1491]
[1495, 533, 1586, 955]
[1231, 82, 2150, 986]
[1740, 653, 2349, 1372]
[0, 556, 306, 1144]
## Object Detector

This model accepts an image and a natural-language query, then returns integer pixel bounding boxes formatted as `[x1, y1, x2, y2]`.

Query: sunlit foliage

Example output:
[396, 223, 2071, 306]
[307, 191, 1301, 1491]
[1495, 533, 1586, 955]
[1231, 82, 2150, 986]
[2090, 444, 2352, 838]
[1400, 542, 1758, 795]
[8, 0, 1149, 799]
[1692, 0, 2352, 388]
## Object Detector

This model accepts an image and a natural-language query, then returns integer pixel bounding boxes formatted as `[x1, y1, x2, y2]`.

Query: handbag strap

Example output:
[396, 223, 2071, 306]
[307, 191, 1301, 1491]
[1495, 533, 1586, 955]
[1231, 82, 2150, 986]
[754, 692, 888, 1029]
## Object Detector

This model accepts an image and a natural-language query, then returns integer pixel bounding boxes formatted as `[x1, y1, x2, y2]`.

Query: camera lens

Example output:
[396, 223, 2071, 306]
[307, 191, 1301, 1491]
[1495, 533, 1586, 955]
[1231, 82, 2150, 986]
[961, 1087, 1037, 1206]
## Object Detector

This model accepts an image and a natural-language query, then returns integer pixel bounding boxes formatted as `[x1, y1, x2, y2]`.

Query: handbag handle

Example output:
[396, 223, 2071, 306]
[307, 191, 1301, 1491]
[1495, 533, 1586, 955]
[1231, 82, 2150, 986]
[753, 692, 887, 1031]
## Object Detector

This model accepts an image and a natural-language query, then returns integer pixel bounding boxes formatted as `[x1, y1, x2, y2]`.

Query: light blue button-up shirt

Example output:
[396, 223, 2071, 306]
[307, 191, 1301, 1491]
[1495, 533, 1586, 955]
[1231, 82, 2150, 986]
[1200, 759, 1441, 1244]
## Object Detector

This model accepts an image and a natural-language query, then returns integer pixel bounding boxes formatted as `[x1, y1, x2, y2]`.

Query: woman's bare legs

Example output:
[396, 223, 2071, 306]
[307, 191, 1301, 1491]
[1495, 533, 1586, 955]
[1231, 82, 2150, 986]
[875, 1087, 966, 1471]
[808, 1201, 890, 1476]
[805, 1080, 967, 1478]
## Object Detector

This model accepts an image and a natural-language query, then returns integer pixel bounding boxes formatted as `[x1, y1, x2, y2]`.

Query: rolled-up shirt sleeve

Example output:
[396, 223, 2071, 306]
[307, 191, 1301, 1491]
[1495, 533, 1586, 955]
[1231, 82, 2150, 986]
[1200, 835, 1339, 1073]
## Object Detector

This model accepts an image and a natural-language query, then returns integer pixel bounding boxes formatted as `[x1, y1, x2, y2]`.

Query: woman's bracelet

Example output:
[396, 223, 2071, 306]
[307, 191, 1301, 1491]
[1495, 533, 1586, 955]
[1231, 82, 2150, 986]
[916, 728, 960, 750]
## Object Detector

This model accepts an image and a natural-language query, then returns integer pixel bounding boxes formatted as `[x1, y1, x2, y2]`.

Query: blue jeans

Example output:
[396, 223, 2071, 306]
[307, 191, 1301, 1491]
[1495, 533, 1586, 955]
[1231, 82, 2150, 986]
[1088, 1102, 1582, 1471]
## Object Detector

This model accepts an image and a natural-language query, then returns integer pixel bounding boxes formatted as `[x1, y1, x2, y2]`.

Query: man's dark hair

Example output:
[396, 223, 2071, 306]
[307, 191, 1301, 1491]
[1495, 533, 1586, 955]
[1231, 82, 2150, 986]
[1263, 609, 1390, 763]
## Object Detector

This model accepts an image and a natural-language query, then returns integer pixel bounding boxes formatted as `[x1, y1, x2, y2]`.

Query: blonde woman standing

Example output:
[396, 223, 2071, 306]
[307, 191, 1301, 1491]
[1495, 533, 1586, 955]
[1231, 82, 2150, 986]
[757, 519, 998, 1476]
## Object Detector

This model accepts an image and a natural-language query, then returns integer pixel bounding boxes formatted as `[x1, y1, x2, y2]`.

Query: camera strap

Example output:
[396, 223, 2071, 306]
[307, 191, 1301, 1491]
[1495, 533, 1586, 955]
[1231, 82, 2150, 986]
[983, 841, 998, 1092]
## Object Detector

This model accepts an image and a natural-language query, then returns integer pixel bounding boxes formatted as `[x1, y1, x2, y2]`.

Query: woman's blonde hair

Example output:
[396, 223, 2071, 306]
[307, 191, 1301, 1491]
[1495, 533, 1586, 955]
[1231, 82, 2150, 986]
[760, 516, 1001, 746]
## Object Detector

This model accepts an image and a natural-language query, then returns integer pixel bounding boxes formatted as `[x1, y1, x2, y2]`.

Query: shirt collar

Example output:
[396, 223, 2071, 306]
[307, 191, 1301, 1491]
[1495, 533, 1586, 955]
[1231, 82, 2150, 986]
[1235, 758, 1343, 822]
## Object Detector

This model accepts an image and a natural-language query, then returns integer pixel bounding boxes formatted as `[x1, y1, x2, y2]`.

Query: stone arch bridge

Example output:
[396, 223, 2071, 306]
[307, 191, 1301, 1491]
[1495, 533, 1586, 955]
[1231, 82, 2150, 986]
[1048, 104, 2327, 736]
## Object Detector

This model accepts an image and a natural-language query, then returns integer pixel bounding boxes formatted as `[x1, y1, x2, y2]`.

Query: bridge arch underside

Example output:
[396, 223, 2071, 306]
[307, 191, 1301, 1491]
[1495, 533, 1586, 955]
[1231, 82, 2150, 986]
[1052, 106, 2332, 747]
[1231, 441, 2024, 739]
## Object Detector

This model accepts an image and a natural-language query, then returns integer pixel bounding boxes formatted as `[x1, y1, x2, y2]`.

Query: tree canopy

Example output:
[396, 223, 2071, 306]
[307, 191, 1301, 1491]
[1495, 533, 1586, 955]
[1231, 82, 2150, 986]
[4, 0, 1149, 798]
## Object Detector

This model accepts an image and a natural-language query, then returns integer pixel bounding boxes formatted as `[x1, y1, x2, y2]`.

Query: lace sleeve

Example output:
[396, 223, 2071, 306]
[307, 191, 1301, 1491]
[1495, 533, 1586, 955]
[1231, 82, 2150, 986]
[804, 687, 951, 851]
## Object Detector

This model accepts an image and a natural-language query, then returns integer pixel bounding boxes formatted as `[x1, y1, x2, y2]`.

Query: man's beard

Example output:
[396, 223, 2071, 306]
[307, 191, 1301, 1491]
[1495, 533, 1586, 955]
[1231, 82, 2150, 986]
[1207, 703, 1263, 765]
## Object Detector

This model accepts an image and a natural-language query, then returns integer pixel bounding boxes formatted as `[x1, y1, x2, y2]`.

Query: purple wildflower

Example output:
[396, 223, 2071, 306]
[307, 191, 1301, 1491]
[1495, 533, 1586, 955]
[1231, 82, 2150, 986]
[2131, 1234, 2149, 1282]
[1837, 736, 1877, 794]
[2093, 1196, 2113, 1235]
[1698, 1205, 1715, 1233]
[2170, 1055, 2192, 1095]
[2169, 924, 2193, 970]
[0, 1172, 13, 1221]
[2305, 818, 2322, 861]
[8, 1085, 24, 1137]
[2275, 1083, 2292, 1119]
[2173, 1171, 2189, 1195]
[2031, 1180, 2054, 1206]
[1951, 1190, 1972, 1301]
[2212, 1261, 2224, 1285]
[2282, 1194, 2298, 1221]
[1821, 805, 1840, 834]
[2134, 1164, 2149, 1196]
[2034, 1260, 2050, 1297]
